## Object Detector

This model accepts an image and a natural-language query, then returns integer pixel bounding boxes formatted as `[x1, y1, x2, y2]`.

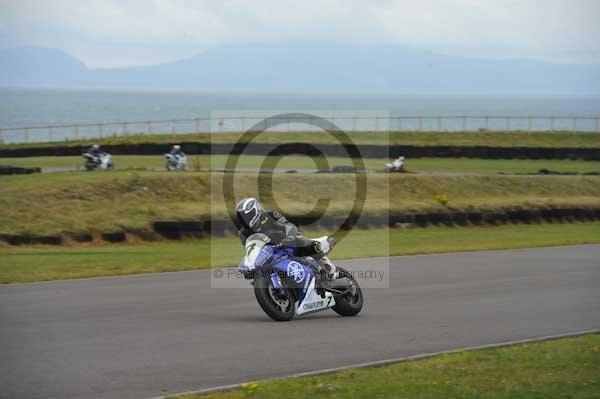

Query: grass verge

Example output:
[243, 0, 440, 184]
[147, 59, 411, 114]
[177, 334, 600, 399]
[1, 171, 599, 235]
[1, 223, 600, 283]
[2, 155, 600, 174]
[1, 130, 599, 149]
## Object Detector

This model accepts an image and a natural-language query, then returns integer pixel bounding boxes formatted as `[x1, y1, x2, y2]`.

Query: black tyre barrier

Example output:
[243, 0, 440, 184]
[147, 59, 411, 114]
[152, 221, 206, 239]
[207, 220, 237, 237]
[449, 212, 469, 226]
[390, 213, 416, 225]
[126, 229, 161, 241]
[428, 212, 454, 226]
[69, 232, 93, 243]
[0, 234, 62, 245]
[0, 165, 41, 175]
[101, 231, 126, 243]
[330, 165, 363, 173]
[2, 207, 600, 246]
[2, 142, 599, 160]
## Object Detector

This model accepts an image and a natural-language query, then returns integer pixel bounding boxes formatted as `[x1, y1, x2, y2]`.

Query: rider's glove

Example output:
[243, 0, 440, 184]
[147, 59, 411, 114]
[279, 236, 295, 248]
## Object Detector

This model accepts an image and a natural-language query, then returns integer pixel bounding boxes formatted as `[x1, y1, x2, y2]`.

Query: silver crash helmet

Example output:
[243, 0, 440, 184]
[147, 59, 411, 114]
[236, 197, 265, 231]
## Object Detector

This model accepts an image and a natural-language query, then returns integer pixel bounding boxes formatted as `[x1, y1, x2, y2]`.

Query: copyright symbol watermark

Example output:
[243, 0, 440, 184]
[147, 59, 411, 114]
[220, 112, 368, 243]
[213, 268, 223, 278]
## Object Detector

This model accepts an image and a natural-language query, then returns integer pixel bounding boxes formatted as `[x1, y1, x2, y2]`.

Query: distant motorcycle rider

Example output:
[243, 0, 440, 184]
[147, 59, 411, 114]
[235, 197, 337, 280]
[88, 144, 102, 158]
[170, 144, 185, 157]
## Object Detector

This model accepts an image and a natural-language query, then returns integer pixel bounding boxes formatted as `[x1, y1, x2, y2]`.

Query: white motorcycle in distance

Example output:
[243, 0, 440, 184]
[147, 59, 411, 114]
[165, 153, 187, 171]
[82, 153, 113, 171]
[385, 156, 406, 173]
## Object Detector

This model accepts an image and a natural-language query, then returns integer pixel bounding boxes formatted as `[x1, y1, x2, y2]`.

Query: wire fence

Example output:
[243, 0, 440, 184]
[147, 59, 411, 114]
[0, 115, 599, 144]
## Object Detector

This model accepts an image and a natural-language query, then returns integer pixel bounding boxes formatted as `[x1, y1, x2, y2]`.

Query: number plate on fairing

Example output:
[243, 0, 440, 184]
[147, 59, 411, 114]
[295, 278, 336, 316]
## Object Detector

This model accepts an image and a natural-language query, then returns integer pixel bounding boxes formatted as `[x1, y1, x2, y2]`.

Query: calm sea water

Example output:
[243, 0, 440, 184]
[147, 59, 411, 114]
[1, 88, 599, 142]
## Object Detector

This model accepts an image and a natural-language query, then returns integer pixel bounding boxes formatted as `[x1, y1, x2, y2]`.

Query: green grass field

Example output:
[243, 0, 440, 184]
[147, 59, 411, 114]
[178, 334, 600, 399]
[1, 171, 599, 235]
[2, 223, 600, 283]
[2, 154, 600, 174]
[1, 170, 600, 235]
[2, 130, 599, 149]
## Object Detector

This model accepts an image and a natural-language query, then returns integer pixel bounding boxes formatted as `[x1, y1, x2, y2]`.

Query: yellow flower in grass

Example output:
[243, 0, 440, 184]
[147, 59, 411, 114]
[241, 382, 262, 395]
[434, 193, 449, 206]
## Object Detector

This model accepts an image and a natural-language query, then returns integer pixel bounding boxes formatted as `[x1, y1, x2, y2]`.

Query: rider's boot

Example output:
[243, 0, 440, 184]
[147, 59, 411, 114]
[319, 255, 337, 280]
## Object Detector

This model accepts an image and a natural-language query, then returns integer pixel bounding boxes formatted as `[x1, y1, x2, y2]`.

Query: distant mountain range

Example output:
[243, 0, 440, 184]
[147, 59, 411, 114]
[1, 45, 599, 94]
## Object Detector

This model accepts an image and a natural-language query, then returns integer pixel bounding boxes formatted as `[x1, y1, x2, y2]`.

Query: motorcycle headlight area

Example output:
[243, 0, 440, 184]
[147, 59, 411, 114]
[254, 246, 274, 268]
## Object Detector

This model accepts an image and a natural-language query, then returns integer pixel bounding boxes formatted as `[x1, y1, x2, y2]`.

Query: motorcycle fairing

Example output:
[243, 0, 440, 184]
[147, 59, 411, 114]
[271, 257, 335, 316]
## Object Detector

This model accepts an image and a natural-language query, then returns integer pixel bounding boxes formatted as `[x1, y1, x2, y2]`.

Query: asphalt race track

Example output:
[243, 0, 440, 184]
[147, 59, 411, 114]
[1, 245, 599, 399]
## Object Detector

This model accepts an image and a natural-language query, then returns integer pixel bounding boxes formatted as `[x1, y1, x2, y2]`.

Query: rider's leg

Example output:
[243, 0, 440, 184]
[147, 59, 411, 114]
[292, 235, 337, 280]
[291, 234, 322, 257]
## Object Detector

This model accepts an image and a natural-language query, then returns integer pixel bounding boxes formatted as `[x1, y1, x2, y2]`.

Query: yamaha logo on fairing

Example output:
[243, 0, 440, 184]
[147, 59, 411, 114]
[303, 301, 324, 310]
[287, 261, 305, 283]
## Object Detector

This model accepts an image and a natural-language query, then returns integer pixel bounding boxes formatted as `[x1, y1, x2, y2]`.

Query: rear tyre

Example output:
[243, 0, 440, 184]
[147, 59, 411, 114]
[331, 267, 363, 317]
[254, 275, 295, 321]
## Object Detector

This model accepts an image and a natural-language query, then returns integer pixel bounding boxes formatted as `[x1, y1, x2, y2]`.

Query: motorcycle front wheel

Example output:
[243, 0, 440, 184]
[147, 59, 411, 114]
[254, 275, 295, 321]
[331, 267, 363, 317]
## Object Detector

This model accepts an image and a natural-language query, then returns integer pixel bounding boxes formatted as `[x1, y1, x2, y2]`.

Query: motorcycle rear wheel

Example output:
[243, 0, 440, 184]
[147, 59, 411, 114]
[331, 267, 363, 317]
[254, 275, 295, 321]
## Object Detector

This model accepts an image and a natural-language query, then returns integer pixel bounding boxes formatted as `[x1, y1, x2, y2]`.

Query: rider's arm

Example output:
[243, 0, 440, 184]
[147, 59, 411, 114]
[268, 210, 298, 244]
[238, 227, 252, 245]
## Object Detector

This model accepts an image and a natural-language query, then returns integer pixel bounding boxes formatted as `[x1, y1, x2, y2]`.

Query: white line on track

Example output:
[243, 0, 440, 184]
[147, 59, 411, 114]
[145, 329, 600, 399]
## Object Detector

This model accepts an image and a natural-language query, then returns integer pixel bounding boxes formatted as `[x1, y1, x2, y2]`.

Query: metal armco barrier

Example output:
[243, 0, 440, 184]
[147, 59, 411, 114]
[1, 114, 599, 144]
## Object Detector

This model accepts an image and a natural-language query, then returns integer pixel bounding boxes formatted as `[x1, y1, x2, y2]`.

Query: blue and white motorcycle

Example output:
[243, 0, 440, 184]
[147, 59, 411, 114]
[239, 233, 363, 321]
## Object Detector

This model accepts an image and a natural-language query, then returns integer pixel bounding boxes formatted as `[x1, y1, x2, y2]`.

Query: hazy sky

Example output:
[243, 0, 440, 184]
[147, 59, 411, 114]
[1, 0, 599, 68]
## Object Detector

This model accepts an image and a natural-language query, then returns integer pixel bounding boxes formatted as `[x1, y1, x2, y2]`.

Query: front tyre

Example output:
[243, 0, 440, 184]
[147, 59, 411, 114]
[254, 275, 295, 321]
[332, 267, 363, 317]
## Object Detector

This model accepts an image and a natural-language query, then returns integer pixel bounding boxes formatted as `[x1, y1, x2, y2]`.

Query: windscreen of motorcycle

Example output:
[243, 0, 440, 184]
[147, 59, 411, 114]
[243, 233, 274, 270]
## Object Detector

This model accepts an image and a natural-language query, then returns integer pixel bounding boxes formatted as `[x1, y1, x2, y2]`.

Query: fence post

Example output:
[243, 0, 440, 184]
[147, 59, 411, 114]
[374, 116, 379, 131]
[397, 118, 402, 131]
[484, 116, 489, 130]
[550, 116, 555, 131]
[462, 116, 467, 131]
[99, 124, 104, 138]
[170, 120, 176, 137]
[528, 116, 532, 131]
[48, 127, 52, 142]
[147, 122, 152, 135]
[0, 129, 3, 144]
[123, 122, 128, 136]
[24, 128, 30, 143]
[436, 116, 442, 131]
[506, 117, 511, 131]
[74, 126, 80, 140]
[418, 117, 423, 131]
[352, 117, 357, 131]
[572, 117, 576, 131]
